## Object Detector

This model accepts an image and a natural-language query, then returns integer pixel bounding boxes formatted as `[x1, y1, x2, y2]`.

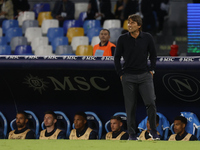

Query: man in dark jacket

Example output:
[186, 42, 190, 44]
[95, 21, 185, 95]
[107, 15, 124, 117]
[52, 0, 75, 27]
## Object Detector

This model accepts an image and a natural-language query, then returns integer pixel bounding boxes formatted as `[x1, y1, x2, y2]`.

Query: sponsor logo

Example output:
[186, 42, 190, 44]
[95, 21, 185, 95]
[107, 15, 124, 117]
[159, 57, 175, 62]
[82, 56, 97, 60]
[24, 75, 110, 94]
[23, 74, 49, 94]
[163, 73, 200, 102]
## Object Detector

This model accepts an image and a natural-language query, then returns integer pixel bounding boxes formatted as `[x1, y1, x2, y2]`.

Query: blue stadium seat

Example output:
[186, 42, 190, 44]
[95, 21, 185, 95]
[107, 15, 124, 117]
[2, 20, 19, 34]
[63, 20, 81, 34]
[33, 3, 50, 18]
[72, 111, 102, 139]
[10, 110, 40, 139]
[138, 112, 170, 140]
[0, 45, 11, 55]
[47, 27, 64, 44]
[0, 112, 7, 139]
[5, 27, 22, 43]
[170, 112, 200, 140]
[14, 45, 33, 55]
[52, 37, 69, 52]
[87, 27, 102, 43]
[0, 37, 8, 45]
[83, 20, 101, 35]
[78, 12, 87, 27]
[104, 112, 127, 133]
[41, 111, 71, 138]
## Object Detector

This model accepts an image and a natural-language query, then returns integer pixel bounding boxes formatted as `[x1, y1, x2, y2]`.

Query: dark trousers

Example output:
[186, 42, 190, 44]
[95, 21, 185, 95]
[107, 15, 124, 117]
[121, 72, 157, 135]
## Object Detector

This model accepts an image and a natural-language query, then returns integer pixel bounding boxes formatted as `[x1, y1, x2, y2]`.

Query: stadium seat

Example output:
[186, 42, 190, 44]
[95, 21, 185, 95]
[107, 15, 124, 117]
[72, 111, 102, 139]
[52, 37, 68, 52]
[109, 28, 123, 44]
[25, 27, 42, 43]
[78, 12, 87, 27]
[33, 3, 51, 18]
[0, 112, 7, 139]
[74, 3, 88, 20]
[75, 45, 93, 56]
[14, 45, 33, 55]
[66, 27, 84, 43]
[138, 112, 170, 140]
[41, 111, 71, 138]
[0, 37, 7, 45]
[87, 27, 102, 43]
[41, 19, 59, 35]
[2, 20, 19, 34]
[18, 11, 35, 26]
[91, 36, 100, 47]
[0, 28, 2, 36]
[31, 37, 49, 52]
[5, 27, 23, 43]
[0, 45, 11, 55]
[47, 27, 64, 44]
[10, 36, 28, 52]
[170, 112, 200, 140]
[37, 11, 53, 26]
[104, 112, 127, 133]
[103, 19, 121, 29]
[83, 20, 101, 35]
[71, 36, 89, 52]
[34, 45, 53, 56]
[22, 20, 39, 34]
[55, 45, 74, 55]
[63, 20, 81, 34]
[10, 110, 40, 138]
[123, 20, 128, 30]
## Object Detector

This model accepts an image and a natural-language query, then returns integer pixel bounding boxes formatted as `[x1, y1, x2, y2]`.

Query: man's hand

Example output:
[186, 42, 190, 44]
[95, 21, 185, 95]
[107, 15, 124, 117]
[120, 76, 122, 81]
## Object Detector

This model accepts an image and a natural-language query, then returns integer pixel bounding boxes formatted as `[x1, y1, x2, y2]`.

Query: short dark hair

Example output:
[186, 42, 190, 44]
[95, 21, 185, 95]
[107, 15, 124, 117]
[45, 111, 57, 119]
[110, 116, 122, 122]
[75, 112, 87, 120]
[17, 111, 28, 119]
[147, 115, 159, 124]
[100, 29, 110, 35]
[128, 14, 142, 32]
[174, 116, 187, 125]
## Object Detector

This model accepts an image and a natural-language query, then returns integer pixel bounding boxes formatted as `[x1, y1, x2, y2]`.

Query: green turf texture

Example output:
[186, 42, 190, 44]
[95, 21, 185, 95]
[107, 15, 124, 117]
[0, 140, 200, 150]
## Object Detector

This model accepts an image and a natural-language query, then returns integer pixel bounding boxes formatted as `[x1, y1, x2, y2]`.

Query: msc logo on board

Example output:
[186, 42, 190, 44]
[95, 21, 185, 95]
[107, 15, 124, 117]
[162, 73, 200, 102]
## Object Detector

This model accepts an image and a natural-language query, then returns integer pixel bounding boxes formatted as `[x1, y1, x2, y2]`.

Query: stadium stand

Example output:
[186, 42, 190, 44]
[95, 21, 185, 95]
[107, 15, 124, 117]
[31, 37, 49, 53]
[63, 20, 81, 34]
[71, 36, 89, 52]
[47, 27, 64, 44]
[18, 11, 35, 26]
[74, 2, 88, 20]
[75, 45, 93, 56]
[41, 19, 59, 35]
[55, 45, 74, 55]
[2, 20, 19, 34]
[5, 27, 23, 43]
[14, 45, 33, 55]
[22, 20, 39, 34]
[33, 3, 51, 18]
[25, 27, 42, 43]
[83, 20, 101, 35]
[66, 27, 84, 43]
[52, 37, 69, 52]
[0, 45, 11, 55]
[37, 11, 53, 26]
[34, 45, 53, 56]
[103, 19, 121, 29]
[87, 27, 102, 43]
[10, 36, 28, 52]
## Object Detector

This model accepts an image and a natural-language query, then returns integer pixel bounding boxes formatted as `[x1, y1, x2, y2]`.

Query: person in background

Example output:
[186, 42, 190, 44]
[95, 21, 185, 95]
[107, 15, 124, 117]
[69, 112, 97, 140]
[52, 0, 75, 27]
[93, 29, 116, 56]
[138, 115, 160, 140]
[115, 0, 138, 26]
[8, 111, 35, 139]
[85, 0, 114, 25]
[0, 0, 13, 26]
[168, 116, 197, 141]
[102, 116, 129, 140]
[12, 0, 30, 17]
[39, 111, 66, 139]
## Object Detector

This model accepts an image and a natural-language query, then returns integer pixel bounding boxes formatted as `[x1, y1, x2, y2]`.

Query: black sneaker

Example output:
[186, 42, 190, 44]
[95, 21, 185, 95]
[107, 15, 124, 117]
[149, 130, 160, 140]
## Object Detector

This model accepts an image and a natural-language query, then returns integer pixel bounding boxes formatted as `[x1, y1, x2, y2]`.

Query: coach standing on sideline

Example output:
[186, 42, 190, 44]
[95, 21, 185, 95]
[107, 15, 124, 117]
[114, 14, 158, 140]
